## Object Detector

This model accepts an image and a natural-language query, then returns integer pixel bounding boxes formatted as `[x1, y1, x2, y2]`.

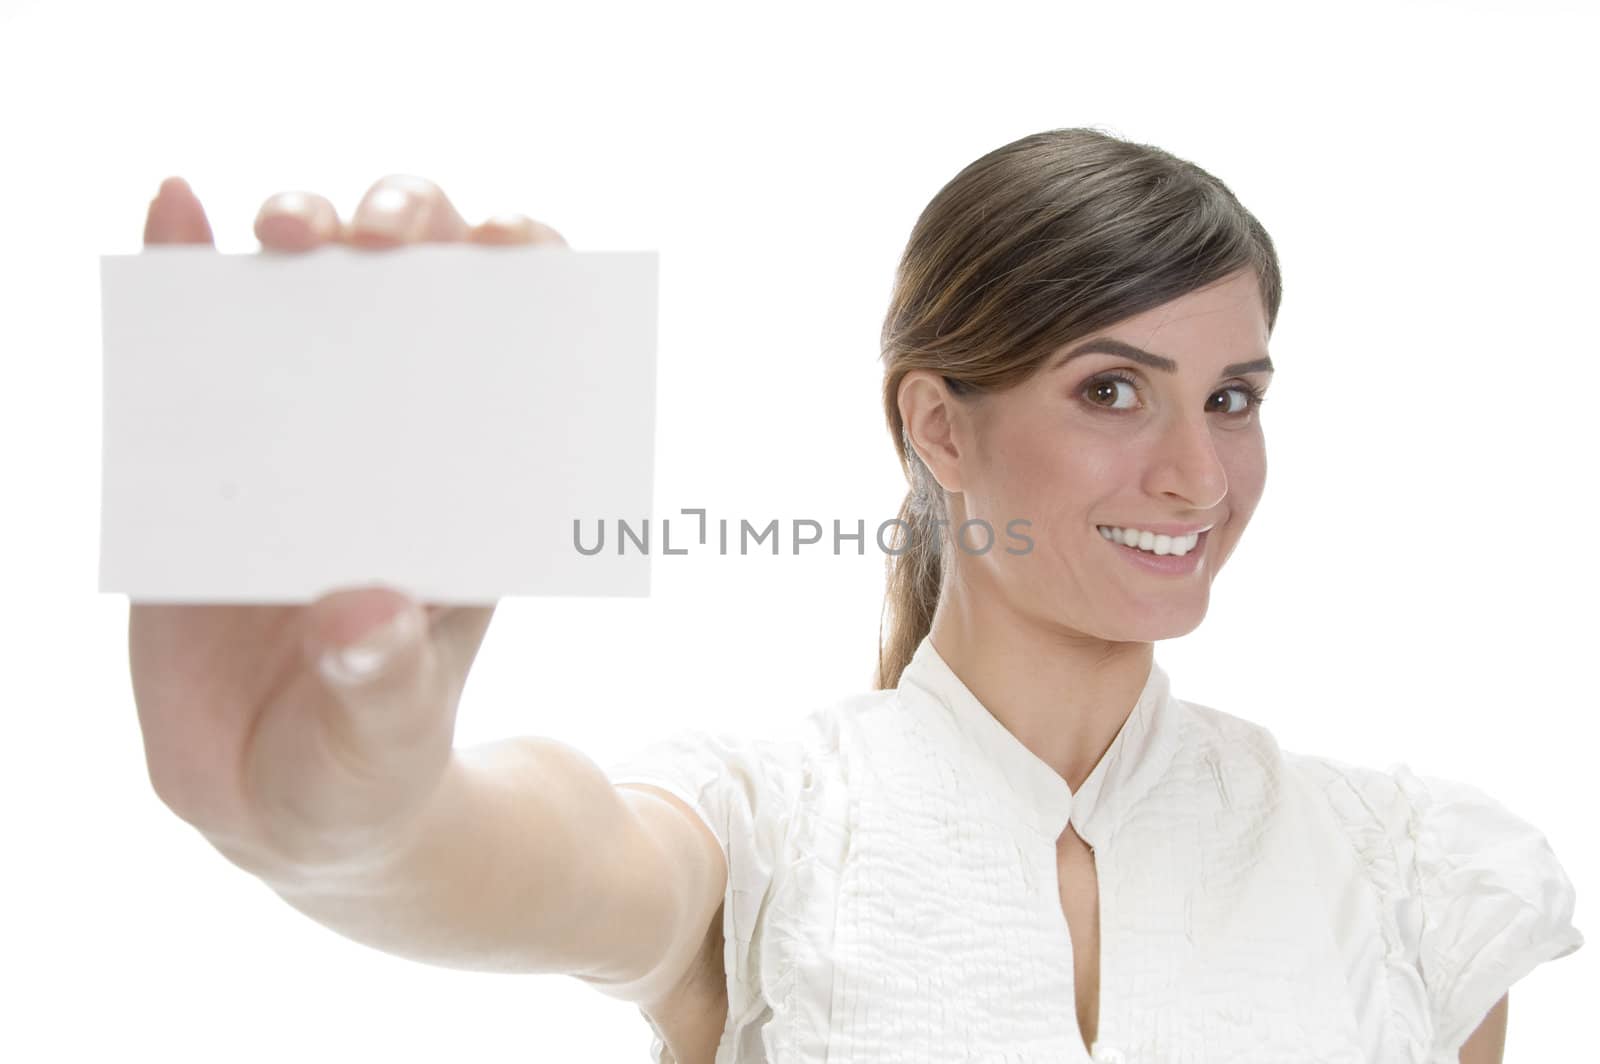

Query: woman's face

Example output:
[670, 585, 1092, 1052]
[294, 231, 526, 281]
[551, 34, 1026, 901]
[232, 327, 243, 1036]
[909, 267, 1272, 643]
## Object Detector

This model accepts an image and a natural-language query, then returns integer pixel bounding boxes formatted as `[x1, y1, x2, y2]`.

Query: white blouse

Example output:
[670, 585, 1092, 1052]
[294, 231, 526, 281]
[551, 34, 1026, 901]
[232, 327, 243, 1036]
[603, 635, 1583, 1063]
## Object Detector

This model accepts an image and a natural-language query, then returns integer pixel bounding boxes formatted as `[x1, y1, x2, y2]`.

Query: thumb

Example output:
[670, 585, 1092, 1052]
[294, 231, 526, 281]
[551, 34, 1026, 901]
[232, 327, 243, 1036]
[143, 176, 216, 247]
[301, 586, 454, 764]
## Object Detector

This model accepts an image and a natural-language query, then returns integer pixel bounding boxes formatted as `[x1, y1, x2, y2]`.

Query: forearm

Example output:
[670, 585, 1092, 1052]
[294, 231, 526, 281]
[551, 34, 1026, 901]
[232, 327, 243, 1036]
[260, 735, 638, 975]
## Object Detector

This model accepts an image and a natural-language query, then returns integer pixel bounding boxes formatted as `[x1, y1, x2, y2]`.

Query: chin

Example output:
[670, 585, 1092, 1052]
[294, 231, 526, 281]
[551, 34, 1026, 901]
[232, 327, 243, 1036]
[1100, 598, 1210, 643]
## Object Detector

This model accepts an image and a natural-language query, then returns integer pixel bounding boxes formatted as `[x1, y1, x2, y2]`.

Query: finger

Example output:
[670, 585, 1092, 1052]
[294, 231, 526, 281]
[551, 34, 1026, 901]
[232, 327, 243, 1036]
[244, 585, 458, 867]
[427, 605, 497, 701]
[466, 213, 569, 247]
[346, 174, 471, 249]
[313, 595, 493, 723]
[143, 177, 216, 248]
[301, 588, 455, 789]
[253, 190, 343, 254]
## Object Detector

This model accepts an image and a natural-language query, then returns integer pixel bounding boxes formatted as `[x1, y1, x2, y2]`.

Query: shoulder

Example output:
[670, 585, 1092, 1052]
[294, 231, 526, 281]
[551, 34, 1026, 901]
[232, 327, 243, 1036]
[1275, 745, 1576, 891]
[602, 687, 894, 836]
[1165, 699, 1495, 857]
[1171, 694, 1285, 762]
[1278, 748, 1585, 1055]
[1276, 745, 1583, 925]
[1162, 693, 1304, 802]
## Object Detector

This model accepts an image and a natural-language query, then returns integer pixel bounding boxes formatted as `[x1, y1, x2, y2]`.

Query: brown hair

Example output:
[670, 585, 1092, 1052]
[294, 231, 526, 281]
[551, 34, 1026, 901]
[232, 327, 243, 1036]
[874, 128, 1283, 689]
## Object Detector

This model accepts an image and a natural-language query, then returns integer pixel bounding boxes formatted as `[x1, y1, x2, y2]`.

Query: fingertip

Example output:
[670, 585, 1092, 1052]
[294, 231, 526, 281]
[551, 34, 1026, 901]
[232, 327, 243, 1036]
[314, 605, 425, 688]
[307, 584, 421, 650]
[255, 191, 342, 252]
[254, 211, 318, 252]
[144, 178, 216, 246]
[528, 219, 569, 247]
[466, 214, 570, 247]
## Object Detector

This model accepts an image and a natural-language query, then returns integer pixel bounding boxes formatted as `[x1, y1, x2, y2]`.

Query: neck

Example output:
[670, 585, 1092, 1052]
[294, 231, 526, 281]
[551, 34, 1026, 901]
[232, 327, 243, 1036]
[926, 583, 1153, 795]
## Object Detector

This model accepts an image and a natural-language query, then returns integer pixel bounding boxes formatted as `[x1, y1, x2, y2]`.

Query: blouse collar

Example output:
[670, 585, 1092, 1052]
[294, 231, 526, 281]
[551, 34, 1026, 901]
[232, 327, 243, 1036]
[896, 633, 1182, 848]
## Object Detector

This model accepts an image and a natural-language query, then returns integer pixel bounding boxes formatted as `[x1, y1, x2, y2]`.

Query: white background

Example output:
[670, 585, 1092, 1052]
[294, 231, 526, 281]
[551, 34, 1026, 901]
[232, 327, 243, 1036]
[1, 0, 1594, 1059]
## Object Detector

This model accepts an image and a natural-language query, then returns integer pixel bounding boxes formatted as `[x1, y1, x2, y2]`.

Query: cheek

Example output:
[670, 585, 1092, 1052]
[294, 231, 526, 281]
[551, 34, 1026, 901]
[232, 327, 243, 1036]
[1224, 436, 1268, 517]
[972, 441, 1115, 561]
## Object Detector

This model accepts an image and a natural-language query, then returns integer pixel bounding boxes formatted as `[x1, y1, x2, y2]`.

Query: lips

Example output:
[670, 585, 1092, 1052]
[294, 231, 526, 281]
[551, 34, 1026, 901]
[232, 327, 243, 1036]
[1103, 527, 1208, 574]
[1097, 525, 1204, 554]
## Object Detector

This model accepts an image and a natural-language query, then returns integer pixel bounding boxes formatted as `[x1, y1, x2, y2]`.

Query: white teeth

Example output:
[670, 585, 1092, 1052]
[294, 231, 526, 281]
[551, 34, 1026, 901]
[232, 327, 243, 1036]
[1097, 525, 1200, 556]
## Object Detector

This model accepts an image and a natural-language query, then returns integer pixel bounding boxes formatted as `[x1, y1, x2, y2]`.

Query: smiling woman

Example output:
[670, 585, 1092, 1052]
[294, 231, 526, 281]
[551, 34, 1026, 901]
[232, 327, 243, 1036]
[601, 126, 1583, 1064]
[891, 267, 1273, 658]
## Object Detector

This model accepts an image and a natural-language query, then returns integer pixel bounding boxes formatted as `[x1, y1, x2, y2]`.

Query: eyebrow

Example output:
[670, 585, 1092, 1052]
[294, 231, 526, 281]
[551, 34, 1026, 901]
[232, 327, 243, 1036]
[1049, 337, 1274, 378]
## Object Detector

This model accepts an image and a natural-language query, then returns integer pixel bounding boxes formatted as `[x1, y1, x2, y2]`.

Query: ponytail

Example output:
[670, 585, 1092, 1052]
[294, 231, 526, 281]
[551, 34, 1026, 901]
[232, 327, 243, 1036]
[875, 432, 947, 689]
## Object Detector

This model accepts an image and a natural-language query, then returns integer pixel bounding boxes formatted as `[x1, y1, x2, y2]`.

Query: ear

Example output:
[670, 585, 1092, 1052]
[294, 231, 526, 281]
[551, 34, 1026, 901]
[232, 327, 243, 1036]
[898, 369, 966, 494]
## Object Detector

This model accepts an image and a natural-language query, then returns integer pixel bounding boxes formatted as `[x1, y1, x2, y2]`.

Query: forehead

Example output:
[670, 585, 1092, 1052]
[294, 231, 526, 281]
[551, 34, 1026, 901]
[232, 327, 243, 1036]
[1048, 273, 1272, 376]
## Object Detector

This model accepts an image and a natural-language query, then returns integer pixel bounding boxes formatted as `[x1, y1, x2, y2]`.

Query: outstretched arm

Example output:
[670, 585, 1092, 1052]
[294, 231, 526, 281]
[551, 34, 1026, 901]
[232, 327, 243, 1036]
[265, 734, 725, 1006]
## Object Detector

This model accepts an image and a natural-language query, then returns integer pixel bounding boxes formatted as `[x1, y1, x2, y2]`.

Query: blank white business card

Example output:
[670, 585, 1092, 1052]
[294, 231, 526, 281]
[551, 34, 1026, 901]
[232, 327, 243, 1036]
[99, 244, 657, 604]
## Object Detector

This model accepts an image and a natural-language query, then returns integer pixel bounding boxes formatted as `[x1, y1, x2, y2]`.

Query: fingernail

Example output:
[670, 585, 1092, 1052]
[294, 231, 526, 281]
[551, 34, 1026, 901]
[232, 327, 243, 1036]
[255, 191, 339, 245]
[352, 186, 426, 241]
[316, 606, 422, 687]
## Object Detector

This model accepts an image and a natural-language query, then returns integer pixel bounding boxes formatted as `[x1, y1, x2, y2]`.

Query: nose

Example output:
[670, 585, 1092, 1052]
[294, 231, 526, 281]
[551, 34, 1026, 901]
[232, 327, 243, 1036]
[1145, 408, 1229, 511]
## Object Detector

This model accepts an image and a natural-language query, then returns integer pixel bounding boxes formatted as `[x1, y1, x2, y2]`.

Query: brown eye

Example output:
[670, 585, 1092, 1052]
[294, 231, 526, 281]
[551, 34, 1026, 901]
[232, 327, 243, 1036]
[1209, 383, 1268, 417]
[1082, 373, 1138, 410]
[1081, 373, 1268, 418]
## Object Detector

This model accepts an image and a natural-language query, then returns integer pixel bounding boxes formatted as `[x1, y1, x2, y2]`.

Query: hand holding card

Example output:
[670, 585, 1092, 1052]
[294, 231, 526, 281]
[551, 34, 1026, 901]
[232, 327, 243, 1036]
[119, 176, 650, 884]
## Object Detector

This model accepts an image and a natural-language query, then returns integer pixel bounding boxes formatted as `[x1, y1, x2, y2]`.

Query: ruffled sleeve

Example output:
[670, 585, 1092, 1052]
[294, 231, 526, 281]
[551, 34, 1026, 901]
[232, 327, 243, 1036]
[603, 726, 803, 1061]
[1390, 763, 1585, 1059]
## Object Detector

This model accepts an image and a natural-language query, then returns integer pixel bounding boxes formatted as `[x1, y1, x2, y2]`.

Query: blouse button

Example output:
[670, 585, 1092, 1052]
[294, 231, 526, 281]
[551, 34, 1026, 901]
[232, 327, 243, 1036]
[1091, 1044, 1126, 1064]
